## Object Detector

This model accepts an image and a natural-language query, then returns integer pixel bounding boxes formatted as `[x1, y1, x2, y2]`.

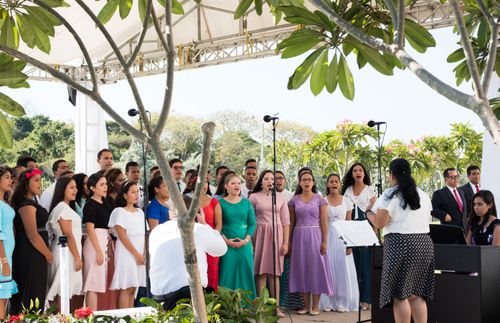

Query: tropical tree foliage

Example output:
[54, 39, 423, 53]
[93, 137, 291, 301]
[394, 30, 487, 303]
[272, 120, 483, 195]
[234, 0, 500, 145]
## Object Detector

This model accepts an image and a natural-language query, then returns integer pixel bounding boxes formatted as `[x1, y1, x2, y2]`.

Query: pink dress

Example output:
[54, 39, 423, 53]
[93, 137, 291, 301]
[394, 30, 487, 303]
[249, 191, 290, 275]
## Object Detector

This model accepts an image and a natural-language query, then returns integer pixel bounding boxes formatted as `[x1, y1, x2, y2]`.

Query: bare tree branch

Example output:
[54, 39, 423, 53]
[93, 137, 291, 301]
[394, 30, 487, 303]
[393, 46, 481, 110]
[184, 122, 216, 223]
[0, 45, 147, 141]
[476, 0, 498, 93]
[308, 0, 392, 53]
[382, 0, 398, 31]
[126, 0, 152, 69]
[151, 6, 170, 53]
[74, 0, 154, 136]
[154, 0, 176, 139]
[396, 0, 405, 48]
[31, 0, 98, 92]
[450, 0, 485, 99]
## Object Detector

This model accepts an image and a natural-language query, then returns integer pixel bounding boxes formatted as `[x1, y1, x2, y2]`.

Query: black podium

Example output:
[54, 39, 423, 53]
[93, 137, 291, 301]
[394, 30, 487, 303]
[372, 245, 500, 323]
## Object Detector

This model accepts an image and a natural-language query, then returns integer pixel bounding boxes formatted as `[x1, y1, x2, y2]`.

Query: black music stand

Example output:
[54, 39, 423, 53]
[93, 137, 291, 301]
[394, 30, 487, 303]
[429, 224, 467, 245]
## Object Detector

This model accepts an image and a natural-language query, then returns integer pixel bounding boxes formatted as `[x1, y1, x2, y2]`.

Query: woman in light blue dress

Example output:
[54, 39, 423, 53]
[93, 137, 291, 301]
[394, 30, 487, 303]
[0, 166, 18, 320]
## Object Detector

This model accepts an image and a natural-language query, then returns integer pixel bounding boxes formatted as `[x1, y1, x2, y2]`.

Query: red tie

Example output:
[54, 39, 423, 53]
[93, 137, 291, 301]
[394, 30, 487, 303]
[475, 184, 480, 193]
[453, 189, 463, 213]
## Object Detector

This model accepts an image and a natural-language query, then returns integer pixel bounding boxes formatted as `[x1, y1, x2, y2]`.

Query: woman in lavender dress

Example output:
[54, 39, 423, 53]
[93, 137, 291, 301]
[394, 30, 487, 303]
[288, 171, 333, 316]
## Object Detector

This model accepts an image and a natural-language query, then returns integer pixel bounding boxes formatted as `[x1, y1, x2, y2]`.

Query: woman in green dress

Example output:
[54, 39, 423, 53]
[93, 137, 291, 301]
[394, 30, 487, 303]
[218, 174, 257, 298]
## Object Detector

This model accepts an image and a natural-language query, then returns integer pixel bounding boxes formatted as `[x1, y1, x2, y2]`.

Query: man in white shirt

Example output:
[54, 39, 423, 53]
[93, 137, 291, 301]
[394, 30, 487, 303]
[275, 170, 293, 202]
[40, 159, 70, 211]
[149, 209, 227, 310]
[241, 166, 257, 198]
[169, 158, 186, 192]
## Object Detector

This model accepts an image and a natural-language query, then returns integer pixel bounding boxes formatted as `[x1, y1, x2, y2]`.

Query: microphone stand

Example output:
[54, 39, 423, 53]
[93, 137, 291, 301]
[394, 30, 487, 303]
[376, 124, 383, 197]
[137, 113, 151, 297]
[271, 118, 278, 305]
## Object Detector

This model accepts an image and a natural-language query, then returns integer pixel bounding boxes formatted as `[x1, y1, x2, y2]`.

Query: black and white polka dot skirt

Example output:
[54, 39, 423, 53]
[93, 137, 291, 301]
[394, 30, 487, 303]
[380, 233, 435, 308]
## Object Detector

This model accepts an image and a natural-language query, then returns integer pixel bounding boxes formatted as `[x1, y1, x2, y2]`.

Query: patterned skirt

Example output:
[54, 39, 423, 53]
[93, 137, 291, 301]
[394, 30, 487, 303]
[380, 233, 435, 308]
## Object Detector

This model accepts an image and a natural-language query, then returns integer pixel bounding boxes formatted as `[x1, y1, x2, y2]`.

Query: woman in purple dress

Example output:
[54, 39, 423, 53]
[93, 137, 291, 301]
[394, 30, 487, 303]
[288, 171, 333, 316]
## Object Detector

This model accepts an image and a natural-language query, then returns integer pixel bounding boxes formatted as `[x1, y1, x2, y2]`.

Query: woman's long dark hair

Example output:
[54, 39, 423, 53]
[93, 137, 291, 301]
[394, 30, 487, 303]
[0, 166, 13, 201]
[11, 169, 40, 210]
[73, 173, 88, 207]
[104, 168, 123, 196]
[215, 170, 235, 196]
[183, 172, 212, 196]
[386, 158, 420, 210]
[325, 173, 341, 195]
[341, 162, 371, 195]
[250, 170, 274, 195]
[49, 176, 76, 213]
[87, 173, 105, 199]
[294, 171, 318, 195]
[115, 181, 138, 208]
[468, 190, 497, 235]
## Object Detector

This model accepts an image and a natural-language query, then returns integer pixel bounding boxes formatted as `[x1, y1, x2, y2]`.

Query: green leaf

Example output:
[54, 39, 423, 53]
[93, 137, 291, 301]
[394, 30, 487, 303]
[0, 112, 13, 148]
[97, 0, 119, 24]
[0, 16, 19, 49]
[255, 0, 263, 15]
[28, 6, 61, 26]
[310, 49, 328, 96]
[172, 0, 185, 15]
[447, 48, 465, 63]
[290, 47, 324, 89]
[234, 0, 254, 19]
[477, 17, 489, 47]
[24, 6, 56, 36]
[32, 22, 51, 53]
[279, 5, 330, 29]
[0, 93, 26, 117]
[325, 53, 338, 93]
[338, 55, 355, 100]
[16, 14, 37, 48]
[356, 50, 367, 68]
[357, 44, 394, 75]
[138, 0, 148, 22]
[404, 19, 436, 52]
[281, 37, 322, 59]
[276, 28, 323, 51]
[140, 297, 159, 307]
[0, 71, 28, 87]
[119, 0, 133, 19]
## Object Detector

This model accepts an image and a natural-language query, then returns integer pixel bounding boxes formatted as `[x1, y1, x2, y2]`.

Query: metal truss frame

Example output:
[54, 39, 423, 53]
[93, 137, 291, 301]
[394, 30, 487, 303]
[24, 0, 457, 83]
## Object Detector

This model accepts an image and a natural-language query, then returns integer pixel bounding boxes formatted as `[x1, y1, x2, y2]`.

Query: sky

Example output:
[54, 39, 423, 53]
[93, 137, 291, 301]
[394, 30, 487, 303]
[2, 27, 485, 143]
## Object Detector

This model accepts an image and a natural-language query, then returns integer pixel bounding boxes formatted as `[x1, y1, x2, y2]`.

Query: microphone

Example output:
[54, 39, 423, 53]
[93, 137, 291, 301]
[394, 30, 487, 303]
[367, 120, 386, 127]
[263, 115, 279, 123]
[128, 109, 140, 117]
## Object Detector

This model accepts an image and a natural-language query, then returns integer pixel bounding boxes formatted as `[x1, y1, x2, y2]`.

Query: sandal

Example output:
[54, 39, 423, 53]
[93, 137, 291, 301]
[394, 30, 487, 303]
[296, 309, 308, 315]
[310, 310, 320, 316]
[276, 309, 286, 318]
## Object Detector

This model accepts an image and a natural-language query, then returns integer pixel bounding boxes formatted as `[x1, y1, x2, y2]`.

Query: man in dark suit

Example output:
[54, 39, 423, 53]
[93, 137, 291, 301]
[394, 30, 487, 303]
[431, 168, 468, 230]
[459, 165, 481, 214]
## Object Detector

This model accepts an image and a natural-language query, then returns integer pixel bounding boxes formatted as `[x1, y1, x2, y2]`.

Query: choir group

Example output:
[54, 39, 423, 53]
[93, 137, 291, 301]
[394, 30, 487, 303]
[0, 150, 496, 321]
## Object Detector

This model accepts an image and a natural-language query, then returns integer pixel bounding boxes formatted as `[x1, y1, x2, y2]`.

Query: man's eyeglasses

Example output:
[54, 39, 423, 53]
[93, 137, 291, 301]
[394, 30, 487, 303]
[275, 176, 285, 180]
[446, 175, 459, 179]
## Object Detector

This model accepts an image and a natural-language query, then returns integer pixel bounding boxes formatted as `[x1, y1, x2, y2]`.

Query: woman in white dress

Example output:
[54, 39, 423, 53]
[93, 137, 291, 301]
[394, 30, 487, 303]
[108, 181, 146, 309]
[342, 163, 376, 310]
[320, 174, 359, 312]
[47, 177, 83, 312]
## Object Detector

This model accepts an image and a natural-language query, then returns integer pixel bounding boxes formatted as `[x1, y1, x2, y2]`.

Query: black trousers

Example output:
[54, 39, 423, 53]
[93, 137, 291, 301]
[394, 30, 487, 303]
[153, 286, 214, 311]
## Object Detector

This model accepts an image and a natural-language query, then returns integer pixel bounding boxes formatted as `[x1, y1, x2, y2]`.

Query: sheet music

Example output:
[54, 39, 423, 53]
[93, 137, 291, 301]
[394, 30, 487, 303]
[333, 220, 380, 247]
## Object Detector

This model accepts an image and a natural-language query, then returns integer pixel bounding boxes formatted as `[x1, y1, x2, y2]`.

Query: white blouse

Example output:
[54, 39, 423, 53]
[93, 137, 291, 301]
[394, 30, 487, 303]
[372, 187, 431, 236]
[344, 185, 376, 219]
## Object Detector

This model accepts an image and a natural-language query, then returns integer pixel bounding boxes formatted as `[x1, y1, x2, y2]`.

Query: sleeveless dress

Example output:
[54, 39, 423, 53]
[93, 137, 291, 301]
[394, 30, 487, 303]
[46, 202, 83, 301]
[218, 198, 257, 298]
[288, 194, 333, 295]
[11, 199, 49, 314]
[202, 198, 220, 291]
[0, 200, 18, 299]
[319, 197, 359, 311]
[471, 218, 500, 245]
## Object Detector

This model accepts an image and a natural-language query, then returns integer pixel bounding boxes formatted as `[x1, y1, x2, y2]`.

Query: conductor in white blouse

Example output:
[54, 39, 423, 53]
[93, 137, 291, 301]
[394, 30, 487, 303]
[366, 158, 435, 323]
[149, 205, 227, 311]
